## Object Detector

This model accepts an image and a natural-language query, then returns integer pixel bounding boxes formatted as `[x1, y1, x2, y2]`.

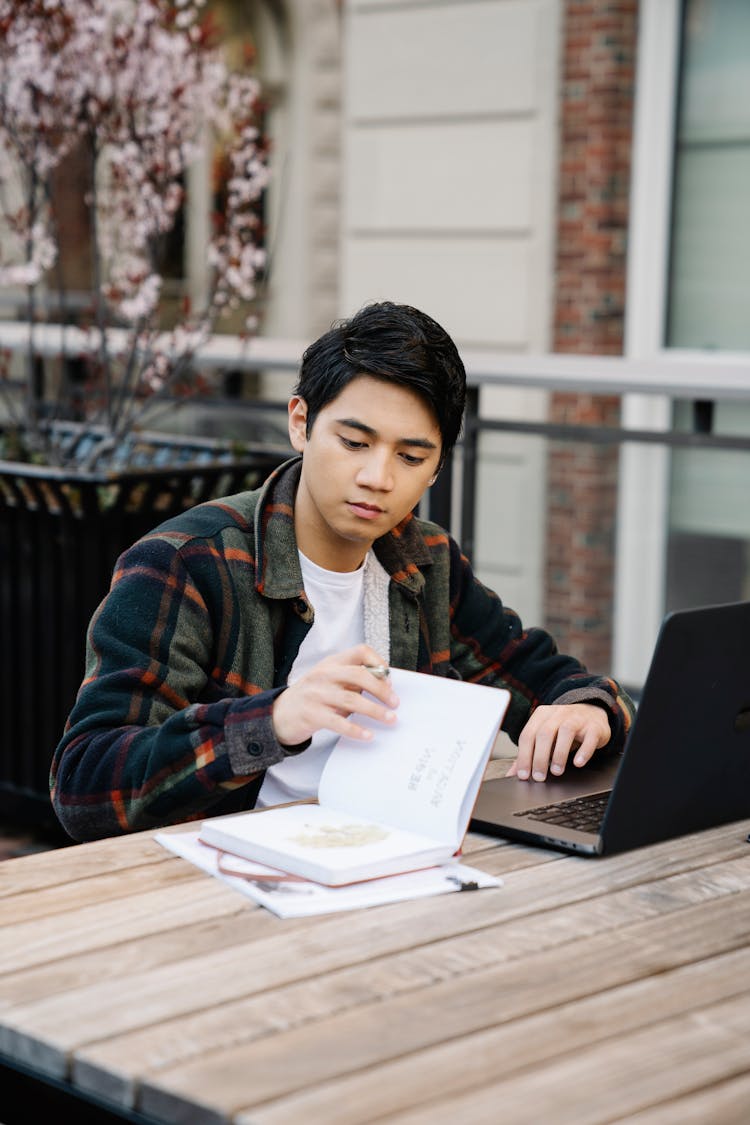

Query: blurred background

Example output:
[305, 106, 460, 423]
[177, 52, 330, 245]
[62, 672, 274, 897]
[173, 0, 749, 689]
[250, 0, 750, 692]
[1, 0, 749, 808]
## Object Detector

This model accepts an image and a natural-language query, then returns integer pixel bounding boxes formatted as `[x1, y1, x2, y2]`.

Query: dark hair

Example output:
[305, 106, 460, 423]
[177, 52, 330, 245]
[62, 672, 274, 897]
[294, 301, 466, 463]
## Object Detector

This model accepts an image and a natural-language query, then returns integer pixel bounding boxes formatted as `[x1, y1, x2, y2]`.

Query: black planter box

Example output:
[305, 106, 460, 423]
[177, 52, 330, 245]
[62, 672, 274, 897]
[0, 428, 289, 836]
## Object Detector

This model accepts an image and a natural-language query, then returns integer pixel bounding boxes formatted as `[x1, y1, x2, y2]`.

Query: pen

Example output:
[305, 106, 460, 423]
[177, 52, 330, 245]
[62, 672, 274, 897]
[362, 663, 390, 680]
[446, 875, 480, 891]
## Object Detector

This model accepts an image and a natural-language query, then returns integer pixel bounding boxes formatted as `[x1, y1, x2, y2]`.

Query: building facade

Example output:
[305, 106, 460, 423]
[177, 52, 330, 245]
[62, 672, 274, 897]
[7, 1, 744, 689]
[250, 0, 749, 688]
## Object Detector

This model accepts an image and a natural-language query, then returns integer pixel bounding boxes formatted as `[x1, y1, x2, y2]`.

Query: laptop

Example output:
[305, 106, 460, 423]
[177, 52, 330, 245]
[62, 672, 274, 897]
[470, 600, 750, 856]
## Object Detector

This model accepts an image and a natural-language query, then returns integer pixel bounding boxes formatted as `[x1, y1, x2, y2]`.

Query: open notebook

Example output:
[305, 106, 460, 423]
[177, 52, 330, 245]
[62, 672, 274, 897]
[200, 668, 510, 885]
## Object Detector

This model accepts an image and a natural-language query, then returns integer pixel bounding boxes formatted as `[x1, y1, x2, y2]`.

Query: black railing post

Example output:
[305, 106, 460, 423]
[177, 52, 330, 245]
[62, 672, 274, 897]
[460, 384, 480, 562]
[426, 454, 452, 531]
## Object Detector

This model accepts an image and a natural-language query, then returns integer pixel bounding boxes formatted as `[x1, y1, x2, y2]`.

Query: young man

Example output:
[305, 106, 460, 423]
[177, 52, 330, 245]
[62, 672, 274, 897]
[51, 301, 633, 841]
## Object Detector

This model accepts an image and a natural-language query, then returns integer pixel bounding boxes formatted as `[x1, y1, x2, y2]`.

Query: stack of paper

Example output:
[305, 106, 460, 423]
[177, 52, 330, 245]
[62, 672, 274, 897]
[156, 829, 501, 918]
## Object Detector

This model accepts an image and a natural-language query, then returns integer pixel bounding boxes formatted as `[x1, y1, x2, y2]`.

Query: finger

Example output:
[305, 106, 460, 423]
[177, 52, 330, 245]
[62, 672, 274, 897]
[327, 647, 394, 692]
[337, 686, 399, 728]
[548, 720, 579, 776]
[316, 710, 380, 742]
[517, 710, 555, 782]
[529, 724, 557, 781]
[571, 724, 603, 768]
[336, 664, 399, 709]
[326, 699, 400, 741]
[358, 665, 399, 702]
[273, 669, 396, 746]
[514, 716, 540, 780]
[340, 644, 390, 675]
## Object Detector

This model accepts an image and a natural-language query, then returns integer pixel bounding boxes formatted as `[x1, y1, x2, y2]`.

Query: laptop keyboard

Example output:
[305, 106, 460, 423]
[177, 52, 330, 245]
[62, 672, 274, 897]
[515, 790, 611, 834]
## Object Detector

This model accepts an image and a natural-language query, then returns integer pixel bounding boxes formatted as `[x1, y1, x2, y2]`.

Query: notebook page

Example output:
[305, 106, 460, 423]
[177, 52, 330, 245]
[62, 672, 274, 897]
[319, 669, 509, 847]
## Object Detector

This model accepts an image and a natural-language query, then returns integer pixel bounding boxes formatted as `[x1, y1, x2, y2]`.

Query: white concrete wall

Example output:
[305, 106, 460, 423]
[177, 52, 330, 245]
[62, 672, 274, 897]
[340, 0, 562, 622]
[261, 0, 344, 379]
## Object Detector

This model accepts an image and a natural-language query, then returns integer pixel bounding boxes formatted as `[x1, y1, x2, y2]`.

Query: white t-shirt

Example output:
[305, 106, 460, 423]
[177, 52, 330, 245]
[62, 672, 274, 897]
[256, 550, 367, 807]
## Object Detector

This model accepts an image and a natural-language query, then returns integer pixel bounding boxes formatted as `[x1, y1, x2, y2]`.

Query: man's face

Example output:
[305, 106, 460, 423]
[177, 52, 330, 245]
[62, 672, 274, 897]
[288, 374, 443, 571]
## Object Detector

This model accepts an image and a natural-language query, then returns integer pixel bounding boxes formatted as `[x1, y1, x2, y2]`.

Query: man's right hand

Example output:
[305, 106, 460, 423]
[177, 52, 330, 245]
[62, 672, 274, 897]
[271, 644, 400, 748]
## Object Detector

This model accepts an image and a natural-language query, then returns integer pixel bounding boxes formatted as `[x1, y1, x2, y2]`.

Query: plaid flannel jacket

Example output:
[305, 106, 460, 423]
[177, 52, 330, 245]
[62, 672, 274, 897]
[51, 457, 634, 841]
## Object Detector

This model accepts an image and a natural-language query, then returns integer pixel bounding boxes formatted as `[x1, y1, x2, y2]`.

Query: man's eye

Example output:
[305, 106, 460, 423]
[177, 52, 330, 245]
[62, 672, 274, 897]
[401, 453, 426, 466]
[340, 436, 367, 450]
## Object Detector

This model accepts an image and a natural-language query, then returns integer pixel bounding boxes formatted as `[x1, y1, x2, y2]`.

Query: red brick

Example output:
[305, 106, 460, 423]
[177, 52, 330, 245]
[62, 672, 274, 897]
[545, 0, 637, 670]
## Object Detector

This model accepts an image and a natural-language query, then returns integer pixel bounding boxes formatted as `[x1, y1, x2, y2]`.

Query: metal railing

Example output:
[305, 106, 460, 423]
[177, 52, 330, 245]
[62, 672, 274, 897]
[2, 322, 750, 688]
[3, 321, 750, 537]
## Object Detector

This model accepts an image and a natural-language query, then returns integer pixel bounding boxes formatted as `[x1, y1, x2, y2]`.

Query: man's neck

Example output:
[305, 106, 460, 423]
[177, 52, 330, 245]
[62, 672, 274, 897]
[298, 547, 369, 574]
[295, 538, 369, 572]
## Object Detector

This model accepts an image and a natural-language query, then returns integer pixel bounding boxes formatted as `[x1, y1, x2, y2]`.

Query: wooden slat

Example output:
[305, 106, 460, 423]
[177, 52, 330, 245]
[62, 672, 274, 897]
[1, 819, 749, 1123]
[0, 904, 271, 1012]
[2, 826, 748, 1091]
[3, 829, 747, 1080]
[379, 992, 750, 1125]
[1, 847, 200, 927]
[131, 880, 750, 1122]
[469, 818, 750, 888]
[243, 947, 750, 1125]
[0, 874, 248, 980]
[0, 830, 176, 900]
[614, 1070, 750, 1124]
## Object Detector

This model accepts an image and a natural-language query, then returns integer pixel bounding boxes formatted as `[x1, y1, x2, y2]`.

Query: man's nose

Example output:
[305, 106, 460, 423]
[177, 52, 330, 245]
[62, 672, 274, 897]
[356, 450, 393, 490]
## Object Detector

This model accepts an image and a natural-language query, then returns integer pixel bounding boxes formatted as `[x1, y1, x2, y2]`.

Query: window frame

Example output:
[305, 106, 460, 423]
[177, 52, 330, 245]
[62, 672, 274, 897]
[615, 0, 750, 684]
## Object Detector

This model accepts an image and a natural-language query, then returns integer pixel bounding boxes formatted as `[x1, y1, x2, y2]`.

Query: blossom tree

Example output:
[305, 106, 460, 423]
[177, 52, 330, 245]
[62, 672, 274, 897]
[0, 0, 269, 465]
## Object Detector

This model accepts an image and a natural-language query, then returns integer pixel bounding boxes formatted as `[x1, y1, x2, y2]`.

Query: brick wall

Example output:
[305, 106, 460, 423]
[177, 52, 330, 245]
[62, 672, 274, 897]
[545, 0, 638, 673]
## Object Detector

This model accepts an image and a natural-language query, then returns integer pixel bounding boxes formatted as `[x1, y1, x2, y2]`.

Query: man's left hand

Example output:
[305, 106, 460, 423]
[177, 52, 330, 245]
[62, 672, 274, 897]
[508, 703, 611, 782]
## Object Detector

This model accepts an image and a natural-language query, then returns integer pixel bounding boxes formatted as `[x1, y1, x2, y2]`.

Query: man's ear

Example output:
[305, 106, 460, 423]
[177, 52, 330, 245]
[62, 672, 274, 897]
[288, 396, 308, 453]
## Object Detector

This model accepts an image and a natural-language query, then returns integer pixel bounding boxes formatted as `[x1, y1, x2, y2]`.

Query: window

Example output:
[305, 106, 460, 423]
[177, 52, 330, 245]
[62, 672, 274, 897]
[667, 0, 750, 349]
[664, 0, 750, 612]
[616, 0, 750, 684]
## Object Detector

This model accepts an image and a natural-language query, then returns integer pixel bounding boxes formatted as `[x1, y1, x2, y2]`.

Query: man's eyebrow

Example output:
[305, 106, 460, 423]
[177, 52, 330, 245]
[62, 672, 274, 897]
[335, 417, 438, 450]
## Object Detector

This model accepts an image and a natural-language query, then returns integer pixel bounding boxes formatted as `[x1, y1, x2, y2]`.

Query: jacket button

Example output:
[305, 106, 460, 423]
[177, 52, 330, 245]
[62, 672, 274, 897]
[247, 741, 263, 757]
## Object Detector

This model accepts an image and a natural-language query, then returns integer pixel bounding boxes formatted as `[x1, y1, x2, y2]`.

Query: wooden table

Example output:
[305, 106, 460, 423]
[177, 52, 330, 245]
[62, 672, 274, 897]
[2, 773, 750, 1124]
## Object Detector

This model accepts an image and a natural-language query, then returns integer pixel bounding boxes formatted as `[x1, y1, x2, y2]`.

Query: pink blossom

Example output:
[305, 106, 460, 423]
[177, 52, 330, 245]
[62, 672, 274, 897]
[0, 0, 268, 464]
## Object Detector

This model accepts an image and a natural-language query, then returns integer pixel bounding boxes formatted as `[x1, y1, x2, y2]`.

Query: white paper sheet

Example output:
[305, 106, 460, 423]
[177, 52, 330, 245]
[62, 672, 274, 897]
[155, 829, 502, 918]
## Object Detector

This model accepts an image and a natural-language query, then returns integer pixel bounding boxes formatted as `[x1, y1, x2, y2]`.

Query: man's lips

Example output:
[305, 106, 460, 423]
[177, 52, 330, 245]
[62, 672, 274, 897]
[347, 500, 385, 520]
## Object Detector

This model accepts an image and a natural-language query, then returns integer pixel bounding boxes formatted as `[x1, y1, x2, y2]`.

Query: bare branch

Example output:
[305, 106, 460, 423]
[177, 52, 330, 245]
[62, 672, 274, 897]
[0, 0, 267, 467]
